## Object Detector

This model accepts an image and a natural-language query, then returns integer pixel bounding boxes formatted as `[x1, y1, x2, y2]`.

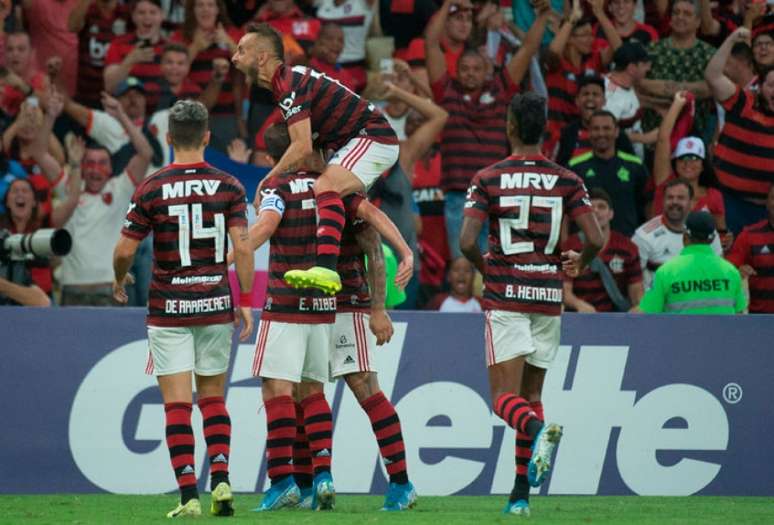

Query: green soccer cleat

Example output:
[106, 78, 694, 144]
[210, 482, 234, 516]
[284, 266, 342, 296]
[166, 498, 202, 518]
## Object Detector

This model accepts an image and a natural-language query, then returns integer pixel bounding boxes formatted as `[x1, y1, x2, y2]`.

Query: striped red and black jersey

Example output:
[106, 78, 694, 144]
[431, 71, 518, 192]
[121, 162, 247, 327]
[105, 34, 167, 112]
[464, 154, 593, 315]
[714, 87, 774, 201]
[545, 52, 603, 152]
[727, 219, 774, 313]
[76, 4, 130, 108]
[170, 27, 243, 116]
[336, 193, 371, 313]
[270, 64, 398, 151]
[563, 231, 642, 312]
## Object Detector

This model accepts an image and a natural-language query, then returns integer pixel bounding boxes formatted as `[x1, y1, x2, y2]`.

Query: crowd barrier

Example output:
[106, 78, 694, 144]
[2, 308, 772, 496]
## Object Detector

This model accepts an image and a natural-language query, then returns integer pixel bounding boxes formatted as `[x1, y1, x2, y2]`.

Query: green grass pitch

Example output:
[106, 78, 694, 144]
[2, 495, 773, 524]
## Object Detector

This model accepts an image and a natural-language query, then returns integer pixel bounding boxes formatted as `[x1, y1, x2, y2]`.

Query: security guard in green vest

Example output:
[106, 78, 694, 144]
[639, 211, 746, 314]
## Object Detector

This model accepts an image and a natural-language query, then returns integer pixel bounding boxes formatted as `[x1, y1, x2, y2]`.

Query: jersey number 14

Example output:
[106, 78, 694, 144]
[168, 204, 225, 266]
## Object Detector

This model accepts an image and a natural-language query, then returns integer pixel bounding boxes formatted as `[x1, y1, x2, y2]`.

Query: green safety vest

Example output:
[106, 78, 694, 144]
[639, 244, 746, 314]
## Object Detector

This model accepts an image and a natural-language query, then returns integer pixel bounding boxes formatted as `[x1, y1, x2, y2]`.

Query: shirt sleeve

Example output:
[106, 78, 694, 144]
[104, 39, 127, 66]
[88, 110, 128, 153]
[631, 230, 650, 274]
[463, 172, 488, 221]
[720, 85, 744, 114]
[121, 185, 152, 241]
[276, 71, 310, 125]
[638, 270, 666, 313]
[228, 182, 248, 228]
[625, 242, 644, 284]
[725, 229, 750, 267]
[430, 73, 451, 103]
[733, 270, 747, 313]
[564, 175, 593, 220]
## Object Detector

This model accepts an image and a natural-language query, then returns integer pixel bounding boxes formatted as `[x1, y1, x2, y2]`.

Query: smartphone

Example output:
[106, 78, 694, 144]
[380, 58, 394, 75]
[26, 96, 39, 108]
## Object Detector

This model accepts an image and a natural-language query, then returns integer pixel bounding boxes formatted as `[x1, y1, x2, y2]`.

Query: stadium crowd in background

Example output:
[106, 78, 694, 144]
[1, 0, 773, 313]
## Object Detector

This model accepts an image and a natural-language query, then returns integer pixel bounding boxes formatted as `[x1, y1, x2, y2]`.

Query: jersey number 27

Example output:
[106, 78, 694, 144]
[499, 195, 563, 255]
[168, 204, 225, 266]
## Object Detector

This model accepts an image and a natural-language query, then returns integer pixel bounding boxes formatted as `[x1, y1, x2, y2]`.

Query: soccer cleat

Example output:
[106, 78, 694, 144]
[297, 487, 314, 509]
[210, 481, 234, 517]
[166, 498, 202, 518]
[311, 471, 336, 511]
[528, 422, 563, 487]
[381, 481, 417, 511]
[251, 476, 300, 512]
[284, 266, 342, 296]
[503, 499, 530, 517]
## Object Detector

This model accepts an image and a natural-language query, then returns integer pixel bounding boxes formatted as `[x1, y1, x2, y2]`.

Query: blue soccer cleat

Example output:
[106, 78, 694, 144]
[381, 481, 417, 511]
[297, 487, 314, 509]
[311, 472, 336, 511]
[251, 476, 300, 512]
[503, 499, 530, 517]
[528, 422, 563, 487]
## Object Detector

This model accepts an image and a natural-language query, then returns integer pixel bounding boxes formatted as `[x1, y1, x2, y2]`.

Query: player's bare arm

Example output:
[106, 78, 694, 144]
[355, 225, 393, 345]
[112, 234, 141, 304]
[228, 224, 256, 341]
[355, 199, 414, 288]
[226, 209, 282, 265]
[253, 119, 313, 207]
[561, 212, 604, 277]
[460, 215, 486, 275]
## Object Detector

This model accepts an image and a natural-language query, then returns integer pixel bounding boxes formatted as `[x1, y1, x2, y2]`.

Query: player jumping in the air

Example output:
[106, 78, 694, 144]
[231, 23, 400, 296]
[228, 124, 411, 512]
[113, 100, 255, 518]
[460, 93, 603, 516]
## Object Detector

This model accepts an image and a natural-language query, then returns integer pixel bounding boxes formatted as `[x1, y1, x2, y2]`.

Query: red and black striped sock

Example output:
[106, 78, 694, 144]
[494, 393, 542, 439]
[315, 190, 345, 270]
[361, 391, 409, 485]
[265, 395, 296, 484]
[198, 396, 231, 488]
[301, 393, 333, 475]
[510, 401, 544, 502]
[165, 402, 199, 504]
[292, 402, 314, 489]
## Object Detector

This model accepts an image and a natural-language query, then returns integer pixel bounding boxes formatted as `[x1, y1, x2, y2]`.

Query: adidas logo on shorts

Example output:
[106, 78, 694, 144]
[344, 356, 355, 364]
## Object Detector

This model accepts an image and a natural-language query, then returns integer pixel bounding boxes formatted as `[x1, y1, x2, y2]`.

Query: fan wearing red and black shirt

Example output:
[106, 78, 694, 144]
[427, 0, 550, 259]
[113, 100, 254, 518]
[727, 184, 774, 314]
[231, 23, 400, 296]
[104, 0, 167, 113]
[563, 187, 643, 312]
[460, 92, 603, 517]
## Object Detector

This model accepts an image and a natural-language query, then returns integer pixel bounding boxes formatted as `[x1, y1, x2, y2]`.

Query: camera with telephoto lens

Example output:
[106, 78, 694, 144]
[0, 228, 72, 262]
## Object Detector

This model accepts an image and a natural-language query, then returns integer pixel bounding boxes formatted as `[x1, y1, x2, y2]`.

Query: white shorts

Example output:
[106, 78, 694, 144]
[328, 137, 399, 190]
[329, 312, 376, 379]
[146, 323, 234, 377]
[251, 320, 331, 383]
[484, 310, 561, 369]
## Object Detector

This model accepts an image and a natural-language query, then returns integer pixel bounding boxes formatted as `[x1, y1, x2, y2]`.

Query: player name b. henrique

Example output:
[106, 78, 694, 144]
[165, 295, 232, 314]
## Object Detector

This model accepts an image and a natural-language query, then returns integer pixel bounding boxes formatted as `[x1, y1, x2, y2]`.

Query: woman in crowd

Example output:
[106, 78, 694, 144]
[653, 91, 732, 249]
[172, 0, 244, 151]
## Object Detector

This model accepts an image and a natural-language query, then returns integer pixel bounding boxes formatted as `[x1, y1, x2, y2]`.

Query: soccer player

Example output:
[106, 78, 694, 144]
[112, 100, 255, 518]
[460, 92, 604, 516]
[231, 23, 400, 296]
[233, 124, 412, 512]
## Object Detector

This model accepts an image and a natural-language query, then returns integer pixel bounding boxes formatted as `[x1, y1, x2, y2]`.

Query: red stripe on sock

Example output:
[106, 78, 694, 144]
[165, 402, 197, 490]
[301, 393, 333, 474]
[361, 391, 408, 483]
[265, 395, 296, 482]
[198, 396, 230, 475]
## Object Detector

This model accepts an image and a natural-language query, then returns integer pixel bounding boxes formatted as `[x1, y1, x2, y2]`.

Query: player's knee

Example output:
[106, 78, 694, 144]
[261, 378, 293, 400]
[298, 380, 324, 400]
[345, 372, 380, 403]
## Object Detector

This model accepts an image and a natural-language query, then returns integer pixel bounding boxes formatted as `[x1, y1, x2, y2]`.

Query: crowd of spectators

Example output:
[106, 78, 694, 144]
[0, 0, 773, 314]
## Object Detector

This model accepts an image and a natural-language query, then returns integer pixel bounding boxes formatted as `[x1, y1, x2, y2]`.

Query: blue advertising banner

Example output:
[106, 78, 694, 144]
[1, 308, 772, 496]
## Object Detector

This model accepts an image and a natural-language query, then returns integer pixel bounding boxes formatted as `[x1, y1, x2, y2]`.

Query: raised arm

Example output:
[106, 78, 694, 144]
[355, 225, 394, 345]
[699, 0, 720, 37]
[200, 58, 228, 110]
[104, 45, 155, 94]
[383, 81, 448, 171]
[30, 92, 65, 184]
[589, 0, 623, 65]
[226, 207, 282, 265]
[67, 0, 93, 33]
[355, 199, 414, 288]
[51, 135, 85, 228]
[425, 0, 455, 85]
[228, 223, 255, 341]
[101, 92, 152, 183]
[254, 119, 313, 207]
[548, 0, 582, 58]
[705, 27, 749, 103]
[653, 91, 689, 186]
[506, 0, 551, 85]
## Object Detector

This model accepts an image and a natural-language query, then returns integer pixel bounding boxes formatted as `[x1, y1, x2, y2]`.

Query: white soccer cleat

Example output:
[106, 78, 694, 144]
[528, 423, 563, 487]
